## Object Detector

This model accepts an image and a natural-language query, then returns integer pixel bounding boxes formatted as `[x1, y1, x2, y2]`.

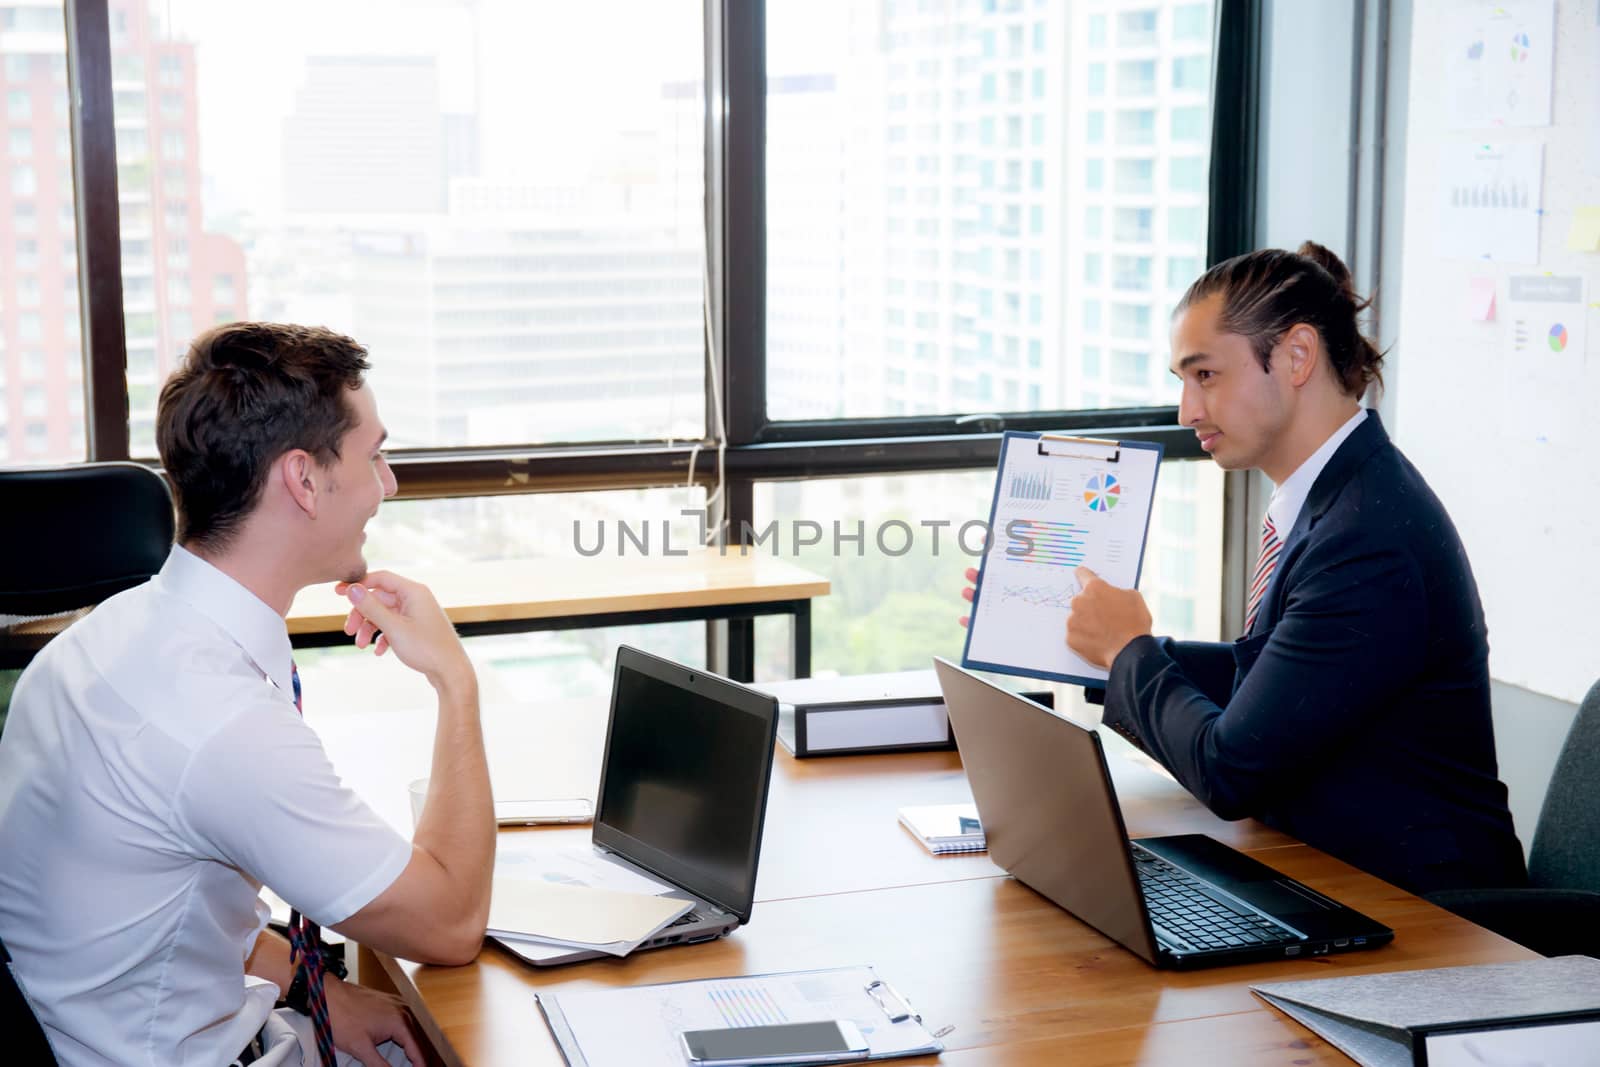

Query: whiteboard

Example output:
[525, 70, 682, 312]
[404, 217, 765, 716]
[1393, 0, 1600, 703]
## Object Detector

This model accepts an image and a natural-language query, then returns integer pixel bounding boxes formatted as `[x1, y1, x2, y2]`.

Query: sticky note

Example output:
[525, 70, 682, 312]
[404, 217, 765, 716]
[1567, 206, 1600, 252]
[1466, 275, 1496, 321]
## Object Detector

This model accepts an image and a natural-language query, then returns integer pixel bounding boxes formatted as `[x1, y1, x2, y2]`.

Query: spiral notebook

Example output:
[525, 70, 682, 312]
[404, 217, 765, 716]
[897, 803, 986, 854]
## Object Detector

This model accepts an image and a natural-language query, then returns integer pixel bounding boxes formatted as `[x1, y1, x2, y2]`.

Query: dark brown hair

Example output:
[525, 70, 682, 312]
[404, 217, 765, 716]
[156, 322, 370, 549]
[1175, 241, 1383, 397]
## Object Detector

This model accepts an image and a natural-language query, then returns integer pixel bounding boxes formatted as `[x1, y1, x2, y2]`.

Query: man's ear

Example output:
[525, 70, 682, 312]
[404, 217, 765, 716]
[280, 450, 319, 519]
[1281, 322, 1322, 388]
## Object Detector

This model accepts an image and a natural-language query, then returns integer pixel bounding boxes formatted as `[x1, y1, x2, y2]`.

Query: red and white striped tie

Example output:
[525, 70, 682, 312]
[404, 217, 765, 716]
[1244, 516, 1282, 635]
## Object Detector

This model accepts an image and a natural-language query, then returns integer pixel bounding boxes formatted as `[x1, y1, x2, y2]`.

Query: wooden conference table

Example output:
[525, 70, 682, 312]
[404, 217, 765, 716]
[287, 548, 830, 679]
[350, 725, 1536, 1066]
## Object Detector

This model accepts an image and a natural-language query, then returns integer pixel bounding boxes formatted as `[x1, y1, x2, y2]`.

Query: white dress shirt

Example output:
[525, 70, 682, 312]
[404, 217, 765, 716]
[1265, 408, 1369, 542]
[0, 546, 412, 1067]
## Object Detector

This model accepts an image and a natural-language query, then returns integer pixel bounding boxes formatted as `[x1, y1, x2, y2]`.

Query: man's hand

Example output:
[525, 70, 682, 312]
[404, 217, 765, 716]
[326, 977, 426, 1067]
[1066, 566, 1152, 669]
[335, 571, 473, 694]
[959, 566, 978, 628]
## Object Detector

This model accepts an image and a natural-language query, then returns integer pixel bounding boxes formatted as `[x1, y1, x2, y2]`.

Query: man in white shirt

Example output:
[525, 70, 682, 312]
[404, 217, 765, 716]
[0, 322, 495, 1066]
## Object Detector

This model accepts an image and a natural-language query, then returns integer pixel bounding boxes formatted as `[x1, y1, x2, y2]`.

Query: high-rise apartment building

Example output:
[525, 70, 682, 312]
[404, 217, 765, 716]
[0, 0, 247, 461]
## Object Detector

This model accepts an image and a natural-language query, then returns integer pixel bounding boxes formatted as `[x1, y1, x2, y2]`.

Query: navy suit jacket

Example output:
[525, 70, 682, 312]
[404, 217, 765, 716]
[1104, 412, 1527, 895]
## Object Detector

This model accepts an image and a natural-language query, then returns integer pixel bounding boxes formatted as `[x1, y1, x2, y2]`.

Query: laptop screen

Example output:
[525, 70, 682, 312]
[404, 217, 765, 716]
[592, 647, 778, 922]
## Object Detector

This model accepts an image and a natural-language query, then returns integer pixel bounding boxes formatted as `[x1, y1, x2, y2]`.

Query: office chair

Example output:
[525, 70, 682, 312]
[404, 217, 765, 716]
[1426, 678, 1600, 957]
[0, 462, 175, 671]
[1, 934, 58, 1064]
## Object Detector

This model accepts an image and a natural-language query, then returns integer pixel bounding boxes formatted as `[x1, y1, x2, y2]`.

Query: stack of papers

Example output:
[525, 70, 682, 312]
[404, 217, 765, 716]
[897, 803, 986, 854]
[489, 842, 688, 959]
[488, 879, 692, 957]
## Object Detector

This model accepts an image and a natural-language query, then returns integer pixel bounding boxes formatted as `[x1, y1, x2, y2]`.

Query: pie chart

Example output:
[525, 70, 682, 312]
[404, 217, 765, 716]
[1548, 324, 1568, 352]
[1084, 474, 1121, 512]
[1510, 32, 1531, 62]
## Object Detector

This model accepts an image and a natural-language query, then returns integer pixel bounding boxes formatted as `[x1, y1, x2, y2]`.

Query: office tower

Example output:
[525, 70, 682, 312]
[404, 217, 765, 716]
[0, 0, 246, 461]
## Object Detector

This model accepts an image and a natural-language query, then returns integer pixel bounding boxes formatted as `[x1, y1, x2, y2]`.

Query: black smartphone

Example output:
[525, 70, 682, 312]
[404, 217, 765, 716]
[679, 1020, 870, 1066]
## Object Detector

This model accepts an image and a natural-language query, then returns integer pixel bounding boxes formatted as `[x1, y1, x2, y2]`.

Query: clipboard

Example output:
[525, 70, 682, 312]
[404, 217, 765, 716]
[961, 431, 1163, 687]
[536, 965, 946, 1067]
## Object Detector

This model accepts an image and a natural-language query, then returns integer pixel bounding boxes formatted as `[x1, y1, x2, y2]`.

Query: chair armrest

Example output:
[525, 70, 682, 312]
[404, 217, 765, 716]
[1426, 887, 1600, 958]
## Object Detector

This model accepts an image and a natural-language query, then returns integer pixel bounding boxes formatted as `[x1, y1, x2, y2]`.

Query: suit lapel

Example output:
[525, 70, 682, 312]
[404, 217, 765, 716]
[1252, 410, 1390, 635]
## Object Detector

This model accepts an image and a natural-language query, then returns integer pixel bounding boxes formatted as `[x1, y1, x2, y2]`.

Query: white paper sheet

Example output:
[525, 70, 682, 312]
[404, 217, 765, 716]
[1443, 0, 1555, 128]
[1435, 141, 1543, 263]
[494, 841, 674, 896]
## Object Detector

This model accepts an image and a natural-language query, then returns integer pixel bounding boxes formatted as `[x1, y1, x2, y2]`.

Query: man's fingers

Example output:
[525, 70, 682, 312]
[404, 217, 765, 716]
[346, 584, 397, 629]
[1075, 565, 1101, 588]
[959, 615, 970, 629]
[964, 567, 978, 582]
[961, 586, 975, 603]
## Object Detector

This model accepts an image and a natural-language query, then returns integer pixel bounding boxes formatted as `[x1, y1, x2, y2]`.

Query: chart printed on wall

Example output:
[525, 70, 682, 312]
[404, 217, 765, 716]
[1442, 0, 1555, 128]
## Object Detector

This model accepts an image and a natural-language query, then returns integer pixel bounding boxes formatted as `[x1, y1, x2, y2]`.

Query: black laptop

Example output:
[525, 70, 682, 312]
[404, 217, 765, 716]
[497, 645, 779, 966]
[933, 657, 1393, 969]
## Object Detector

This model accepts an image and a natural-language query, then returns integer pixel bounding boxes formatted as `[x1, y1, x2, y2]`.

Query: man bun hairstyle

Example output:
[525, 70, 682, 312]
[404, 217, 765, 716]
[1175, 241, 1384, 398]
[156, 322, 371, 550]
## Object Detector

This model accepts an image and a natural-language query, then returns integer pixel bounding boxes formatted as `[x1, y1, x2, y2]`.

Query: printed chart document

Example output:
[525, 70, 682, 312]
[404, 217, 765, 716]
[537, 965, 944, 1067]
[962, 432, 1162, 686]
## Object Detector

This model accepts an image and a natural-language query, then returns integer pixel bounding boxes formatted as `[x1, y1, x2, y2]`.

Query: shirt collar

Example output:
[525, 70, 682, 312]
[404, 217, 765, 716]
[1267, 408, 1369, 541]
[157, 545, 296, 699]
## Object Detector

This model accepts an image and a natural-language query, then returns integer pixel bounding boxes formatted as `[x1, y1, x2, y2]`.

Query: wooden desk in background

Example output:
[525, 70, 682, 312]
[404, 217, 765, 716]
[344, 734, 1534, 1066]
[287, 548, 830, 680]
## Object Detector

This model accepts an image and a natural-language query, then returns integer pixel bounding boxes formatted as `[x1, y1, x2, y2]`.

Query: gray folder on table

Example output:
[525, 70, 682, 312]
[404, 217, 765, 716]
[1252, 955, 1600, 1067]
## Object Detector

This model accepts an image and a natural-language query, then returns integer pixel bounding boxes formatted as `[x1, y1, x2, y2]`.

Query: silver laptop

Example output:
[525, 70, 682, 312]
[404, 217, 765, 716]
[933, 657, 1392, 969]
[499, 646, 779, 966]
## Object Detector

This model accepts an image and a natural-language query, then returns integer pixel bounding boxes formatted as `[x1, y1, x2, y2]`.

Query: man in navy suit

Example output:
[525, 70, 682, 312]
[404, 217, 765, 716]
[1064, 243, 1526, 896]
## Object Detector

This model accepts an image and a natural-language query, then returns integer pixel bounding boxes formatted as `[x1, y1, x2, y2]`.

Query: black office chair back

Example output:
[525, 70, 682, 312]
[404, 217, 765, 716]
[0, 935, 58, 1064]
[1526, 678, 1600, 892]
[0, 463, 175, 617]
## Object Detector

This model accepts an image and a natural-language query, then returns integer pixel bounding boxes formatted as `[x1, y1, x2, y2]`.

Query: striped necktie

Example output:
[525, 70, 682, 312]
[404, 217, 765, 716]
[1244, 516, 1282, 635]
[286, 661, 336, 1067]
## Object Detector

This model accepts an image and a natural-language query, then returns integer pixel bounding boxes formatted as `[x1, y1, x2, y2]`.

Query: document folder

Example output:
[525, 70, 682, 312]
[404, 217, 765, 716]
[754, 669, 1052, 758]
[1252, 955, 1600, 1066]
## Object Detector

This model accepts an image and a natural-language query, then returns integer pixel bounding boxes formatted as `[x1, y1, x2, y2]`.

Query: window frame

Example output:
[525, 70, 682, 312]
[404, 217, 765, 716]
[58, 0, 1262, 667]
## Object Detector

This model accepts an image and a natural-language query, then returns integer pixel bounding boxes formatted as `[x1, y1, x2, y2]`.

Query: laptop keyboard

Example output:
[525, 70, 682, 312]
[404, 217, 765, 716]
[1131, 846, 1298, 951]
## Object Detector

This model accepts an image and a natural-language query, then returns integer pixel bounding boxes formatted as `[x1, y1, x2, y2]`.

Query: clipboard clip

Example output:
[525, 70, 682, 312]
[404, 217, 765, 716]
[1037, 433, 1121, 463]
[864, 978, 921, 1024]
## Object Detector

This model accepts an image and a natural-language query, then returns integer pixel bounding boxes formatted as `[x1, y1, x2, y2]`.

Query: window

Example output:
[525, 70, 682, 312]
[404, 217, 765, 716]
[1087, 62, 1106, 96]
[1082, 346, 1102, 378]
[1168, 205, 1205, 243]
[1083, 299, 1102, 333]
[1171, 105, 1207, 141]
[1111, 303, 1151, 339]
[1084, 253, 1103, 284]
[1117, 10, 1158, 47]
[1117, 60, 1156, 96]
[1173, 55, 1209, 91]
[1170, 156, 1206, 193]
[112, 0, 707, 457]
[1116, 108, 1156, 145]
[1115, 207, 1153, 242]
[1114, 158, 1154, 195]
[1085, 157, 1104, 191]
[1174, 4, 1210, 40]
[1112, 349, 1150, 386]
[9, 128, 32, 157]
[7, 90, 30, 119]
[1087, 14, 1107, 47]
[1113, 255, 1152, 291]
[1086, 110, 1104, 143]
[1167, 255, 1202, 289]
